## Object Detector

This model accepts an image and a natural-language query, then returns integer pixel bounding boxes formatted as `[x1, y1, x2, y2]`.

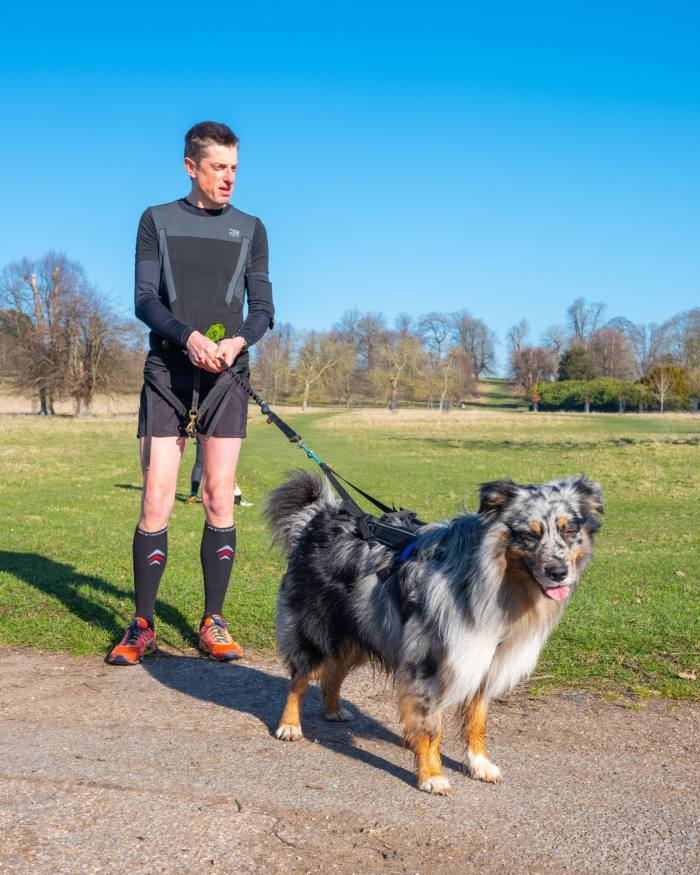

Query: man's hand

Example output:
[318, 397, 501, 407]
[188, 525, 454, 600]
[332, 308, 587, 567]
[186, 331, 223, 373]
[216, 337, 247, 368]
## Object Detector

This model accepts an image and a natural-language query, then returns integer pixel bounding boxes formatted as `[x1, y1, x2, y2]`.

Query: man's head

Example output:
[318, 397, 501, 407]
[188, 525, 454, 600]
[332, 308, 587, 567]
[184, 121, 240, 209]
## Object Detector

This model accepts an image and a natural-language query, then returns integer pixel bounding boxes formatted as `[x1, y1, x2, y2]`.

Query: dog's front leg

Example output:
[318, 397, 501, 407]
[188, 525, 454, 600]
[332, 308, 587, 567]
[275, 673, 309, 741]
[400, 695, 449, 795]
[461, 691, 502, 783]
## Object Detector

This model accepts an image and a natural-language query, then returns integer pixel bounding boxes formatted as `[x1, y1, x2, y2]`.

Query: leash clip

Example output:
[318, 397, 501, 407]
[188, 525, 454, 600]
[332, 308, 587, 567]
[186, 410, 198, 438]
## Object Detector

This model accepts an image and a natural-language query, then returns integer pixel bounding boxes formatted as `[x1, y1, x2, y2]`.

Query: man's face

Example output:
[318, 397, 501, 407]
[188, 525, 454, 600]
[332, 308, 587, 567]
[185, 142, 238, 207]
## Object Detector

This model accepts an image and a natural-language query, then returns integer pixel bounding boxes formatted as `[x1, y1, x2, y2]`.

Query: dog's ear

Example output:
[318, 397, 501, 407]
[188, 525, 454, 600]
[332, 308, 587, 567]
[478, 479, 519, 517]
[571, 476, 604, 532]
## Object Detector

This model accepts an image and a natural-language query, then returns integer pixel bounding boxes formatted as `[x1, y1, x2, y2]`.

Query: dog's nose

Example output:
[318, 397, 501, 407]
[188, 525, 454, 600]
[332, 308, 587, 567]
[544, 562, 568, 582]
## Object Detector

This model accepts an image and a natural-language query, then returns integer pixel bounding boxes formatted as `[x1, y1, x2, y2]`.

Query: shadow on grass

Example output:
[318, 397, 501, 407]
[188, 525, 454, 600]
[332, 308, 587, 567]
[0, 551, 194, 646]
[399, 435, 700, 452]
[143, 651, 465, 789]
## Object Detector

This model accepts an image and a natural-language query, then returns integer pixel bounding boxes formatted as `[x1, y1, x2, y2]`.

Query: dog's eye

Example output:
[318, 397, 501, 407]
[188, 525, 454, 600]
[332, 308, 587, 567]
[517, 530, 540, 544]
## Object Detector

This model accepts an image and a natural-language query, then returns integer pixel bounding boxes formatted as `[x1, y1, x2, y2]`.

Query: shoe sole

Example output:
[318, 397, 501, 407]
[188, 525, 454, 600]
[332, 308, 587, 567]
[198, 641, 243, 661]
[107, 642, 157, 666]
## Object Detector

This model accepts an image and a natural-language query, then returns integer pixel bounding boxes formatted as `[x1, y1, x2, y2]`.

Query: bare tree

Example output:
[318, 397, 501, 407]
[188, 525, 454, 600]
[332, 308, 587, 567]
[510, 346, 558, 394]
[0, 252, 138, 414]
[253, 322, 295, 404]
[372, 331, 424, 408]
[419, 312, 451, 363]
[540, 324, 567, 360]
[606, 317, 669, 378]
[649, 364, 674, 413]
[452, 310, 497, 378]
[295, 331, 342, 411]
[506, 319, 529, 359]
[587, 327, 635, 379]
[566, 298, 606, 345]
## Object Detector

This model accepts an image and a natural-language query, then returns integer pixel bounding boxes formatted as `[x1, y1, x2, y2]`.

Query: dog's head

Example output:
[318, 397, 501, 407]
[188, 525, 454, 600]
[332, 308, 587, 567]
[478, 476, 604, 603]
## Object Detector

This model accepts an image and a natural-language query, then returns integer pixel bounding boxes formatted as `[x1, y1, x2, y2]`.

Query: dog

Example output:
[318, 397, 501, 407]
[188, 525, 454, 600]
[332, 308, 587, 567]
[264, 471, 603, 794]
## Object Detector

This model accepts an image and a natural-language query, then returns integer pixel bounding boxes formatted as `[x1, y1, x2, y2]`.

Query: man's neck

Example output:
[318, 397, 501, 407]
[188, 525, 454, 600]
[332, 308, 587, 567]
[186, 186, 228, 211]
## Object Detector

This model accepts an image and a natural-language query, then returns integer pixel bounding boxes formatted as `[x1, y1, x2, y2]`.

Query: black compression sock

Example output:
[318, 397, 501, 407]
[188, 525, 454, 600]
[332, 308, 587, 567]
[132, 527, 168, 626]
[201, 523, 236, 617]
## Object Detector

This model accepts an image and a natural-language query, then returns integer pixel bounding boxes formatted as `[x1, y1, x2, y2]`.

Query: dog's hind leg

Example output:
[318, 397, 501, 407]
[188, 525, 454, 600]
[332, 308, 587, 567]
[461, 691, 502, 783]
[319, 653, 356, 722]
[275, 673, 310, 741]
[400, 694, 450, 795]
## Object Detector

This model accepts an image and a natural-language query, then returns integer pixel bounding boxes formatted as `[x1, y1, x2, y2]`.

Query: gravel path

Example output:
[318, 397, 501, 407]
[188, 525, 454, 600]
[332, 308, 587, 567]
[0, 647, 697, 874]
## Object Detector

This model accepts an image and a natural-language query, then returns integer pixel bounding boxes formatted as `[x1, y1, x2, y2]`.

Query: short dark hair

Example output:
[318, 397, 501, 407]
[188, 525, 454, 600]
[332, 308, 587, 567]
[184, 121, 239, 164]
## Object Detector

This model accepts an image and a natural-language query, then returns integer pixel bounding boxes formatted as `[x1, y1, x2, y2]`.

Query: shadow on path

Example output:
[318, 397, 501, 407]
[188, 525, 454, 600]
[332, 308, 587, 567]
[144, 651, 465, 788]
[0, 551, 193, 645]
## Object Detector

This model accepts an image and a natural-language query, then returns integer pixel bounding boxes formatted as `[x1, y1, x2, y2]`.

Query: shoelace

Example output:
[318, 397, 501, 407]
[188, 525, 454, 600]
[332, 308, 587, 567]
[124, 624, 149, 646]
[204, 623, 231, 644]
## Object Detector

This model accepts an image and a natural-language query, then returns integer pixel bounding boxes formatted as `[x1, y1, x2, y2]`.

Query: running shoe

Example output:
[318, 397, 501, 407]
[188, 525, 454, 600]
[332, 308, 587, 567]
[107, 616, 156, 665]
[198, 614, 243, 661]
[185, 494, 198, 505]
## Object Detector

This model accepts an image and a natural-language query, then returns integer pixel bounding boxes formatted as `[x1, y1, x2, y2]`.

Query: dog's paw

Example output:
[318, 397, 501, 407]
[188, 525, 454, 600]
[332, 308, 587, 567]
[275, 723, 303, 741]
[323, 706, 352, 722]
[466, 751, 503, 783]
[418, 775, 451, 795]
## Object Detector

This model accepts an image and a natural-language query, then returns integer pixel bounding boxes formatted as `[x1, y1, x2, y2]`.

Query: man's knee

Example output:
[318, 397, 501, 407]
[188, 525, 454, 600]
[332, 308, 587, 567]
[201, 483, 233, 518]
[141, 484, 175, 528]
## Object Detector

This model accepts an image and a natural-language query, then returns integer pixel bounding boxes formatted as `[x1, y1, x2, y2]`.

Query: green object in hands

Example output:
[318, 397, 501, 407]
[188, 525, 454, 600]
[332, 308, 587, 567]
[161, 322, 225, 351]
[205, 323, 226, 343]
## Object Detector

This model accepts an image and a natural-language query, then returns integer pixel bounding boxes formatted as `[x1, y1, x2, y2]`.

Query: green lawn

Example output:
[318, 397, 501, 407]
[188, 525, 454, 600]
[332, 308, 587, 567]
[1, 407, 698, 700]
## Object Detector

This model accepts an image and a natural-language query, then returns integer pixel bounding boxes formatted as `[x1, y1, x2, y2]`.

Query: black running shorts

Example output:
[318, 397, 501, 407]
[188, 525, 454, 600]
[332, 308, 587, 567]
[137, 361, 249, 439]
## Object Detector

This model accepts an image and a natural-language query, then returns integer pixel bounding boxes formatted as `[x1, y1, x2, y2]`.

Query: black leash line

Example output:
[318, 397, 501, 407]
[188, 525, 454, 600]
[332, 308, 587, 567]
[227, 368, 420, 547]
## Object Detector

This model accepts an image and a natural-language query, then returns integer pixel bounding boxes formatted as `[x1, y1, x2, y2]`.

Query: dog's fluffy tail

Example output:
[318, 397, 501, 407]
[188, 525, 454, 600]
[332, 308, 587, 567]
[263, 469, 335, 557]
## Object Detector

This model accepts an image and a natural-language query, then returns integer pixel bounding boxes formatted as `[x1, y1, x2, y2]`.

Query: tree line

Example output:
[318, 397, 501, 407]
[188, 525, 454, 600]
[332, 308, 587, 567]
[507, 299, 700, 412]
[253, 309, 496, 409]
[1, 251, 697, 413]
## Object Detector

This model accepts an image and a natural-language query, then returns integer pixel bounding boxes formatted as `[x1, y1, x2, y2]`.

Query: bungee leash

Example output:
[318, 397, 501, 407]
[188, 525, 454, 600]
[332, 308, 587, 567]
[226, 367, 423, 551]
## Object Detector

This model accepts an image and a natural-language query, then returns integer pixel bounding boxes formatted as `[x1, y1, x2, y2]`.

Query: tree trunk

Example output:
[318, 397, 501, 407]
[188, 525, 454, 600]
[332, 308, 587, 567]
[584, 399, 590, 413]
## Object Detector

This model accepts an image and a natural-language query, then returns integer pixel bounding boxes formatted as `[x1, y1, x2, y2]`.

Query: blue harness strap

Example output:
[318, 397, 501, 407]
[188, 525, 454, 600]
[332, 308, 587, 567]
[399, 539, 419, 562]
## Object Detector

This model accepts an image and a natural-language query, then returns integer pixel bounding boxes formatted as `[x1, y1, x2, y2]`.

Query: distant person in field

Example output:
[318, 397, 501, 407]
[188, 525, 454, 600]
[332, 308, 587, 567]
[108, 121, 274, 665]
[187, 438, 254, 506]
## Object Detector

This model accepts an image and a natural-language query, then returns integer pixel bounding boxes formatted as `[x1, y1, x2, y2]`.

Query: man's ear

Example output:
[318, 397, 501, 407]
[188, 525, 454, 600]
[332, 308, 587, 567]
[478, 479, 519, 517]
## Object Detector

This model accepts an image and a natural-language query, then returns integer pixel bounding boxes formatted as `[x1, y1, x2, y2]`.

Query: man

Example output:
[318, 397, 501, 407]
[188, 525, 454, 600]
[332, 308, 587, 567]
[108, 121, 274, 665]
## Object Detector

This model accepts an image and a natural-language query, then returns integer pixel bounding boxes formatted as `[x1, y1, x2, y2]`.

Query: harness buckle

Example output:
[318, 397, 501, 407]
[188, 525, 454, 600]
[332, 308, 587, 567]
[186, 410, 198, 438]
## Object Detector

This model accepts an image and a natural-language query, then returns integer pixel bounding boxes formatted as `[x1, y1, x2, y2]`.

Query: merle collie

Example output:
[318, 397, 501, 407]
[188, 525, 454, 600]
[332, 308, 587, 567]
[264, 471, 603, 794]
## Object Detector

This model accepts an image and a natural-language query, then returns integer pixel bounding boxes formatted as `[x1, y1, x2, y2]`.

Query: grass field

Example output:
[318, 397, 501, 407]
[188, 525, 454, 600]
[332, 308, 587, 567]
[1, 407, 698, 700]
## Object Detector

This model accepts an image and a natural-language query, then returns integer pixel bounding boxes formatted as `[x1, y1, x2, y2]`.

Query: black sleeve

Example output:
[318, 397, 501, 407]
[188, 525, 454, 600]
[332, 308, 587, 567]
[134, 210, 194, 347]
[135, 209, 159, 263]
[238, 217, 275, 347]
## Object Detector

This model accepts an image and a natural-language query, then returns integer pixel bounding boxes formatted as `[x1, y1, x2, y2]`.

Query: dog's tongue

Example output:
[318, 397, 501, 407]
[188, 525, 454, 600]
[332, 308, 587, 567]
[544, 585, 570, 602]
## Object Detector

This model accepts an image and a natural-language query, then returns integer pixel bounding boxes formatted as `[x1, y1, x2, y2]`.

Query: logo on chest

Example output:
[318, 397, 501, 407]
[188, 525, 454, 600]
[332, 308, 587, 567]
[227, 228, 241, 238]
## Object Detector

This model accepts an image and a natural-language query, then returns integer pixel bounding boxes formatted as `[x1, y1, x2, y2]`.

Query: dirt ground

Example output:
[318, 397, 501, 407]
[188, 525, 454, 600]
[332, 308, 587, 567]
[0, 647, 697, 875]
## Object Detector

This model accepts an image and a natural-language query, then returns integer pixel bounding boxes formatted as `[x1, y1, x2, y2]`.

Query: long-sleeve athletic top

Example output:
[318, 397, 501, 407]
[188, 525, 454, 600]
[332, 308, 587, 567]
[134, 198, 274, 366]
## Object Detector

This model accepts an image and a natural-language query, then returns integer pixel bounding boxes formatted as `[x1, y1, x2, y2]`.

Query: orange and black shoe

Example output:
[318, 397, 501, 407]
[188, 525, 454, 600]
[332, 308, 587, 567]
[198, 614, 243, 661]
[107, 615, 157, 666]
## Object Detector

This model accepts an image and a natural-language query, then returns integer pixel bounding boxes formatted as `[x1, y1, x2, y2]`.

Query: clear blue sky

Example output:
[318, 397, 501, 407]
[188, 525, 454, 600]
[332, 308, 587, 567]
[2, 1, 698, 372]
